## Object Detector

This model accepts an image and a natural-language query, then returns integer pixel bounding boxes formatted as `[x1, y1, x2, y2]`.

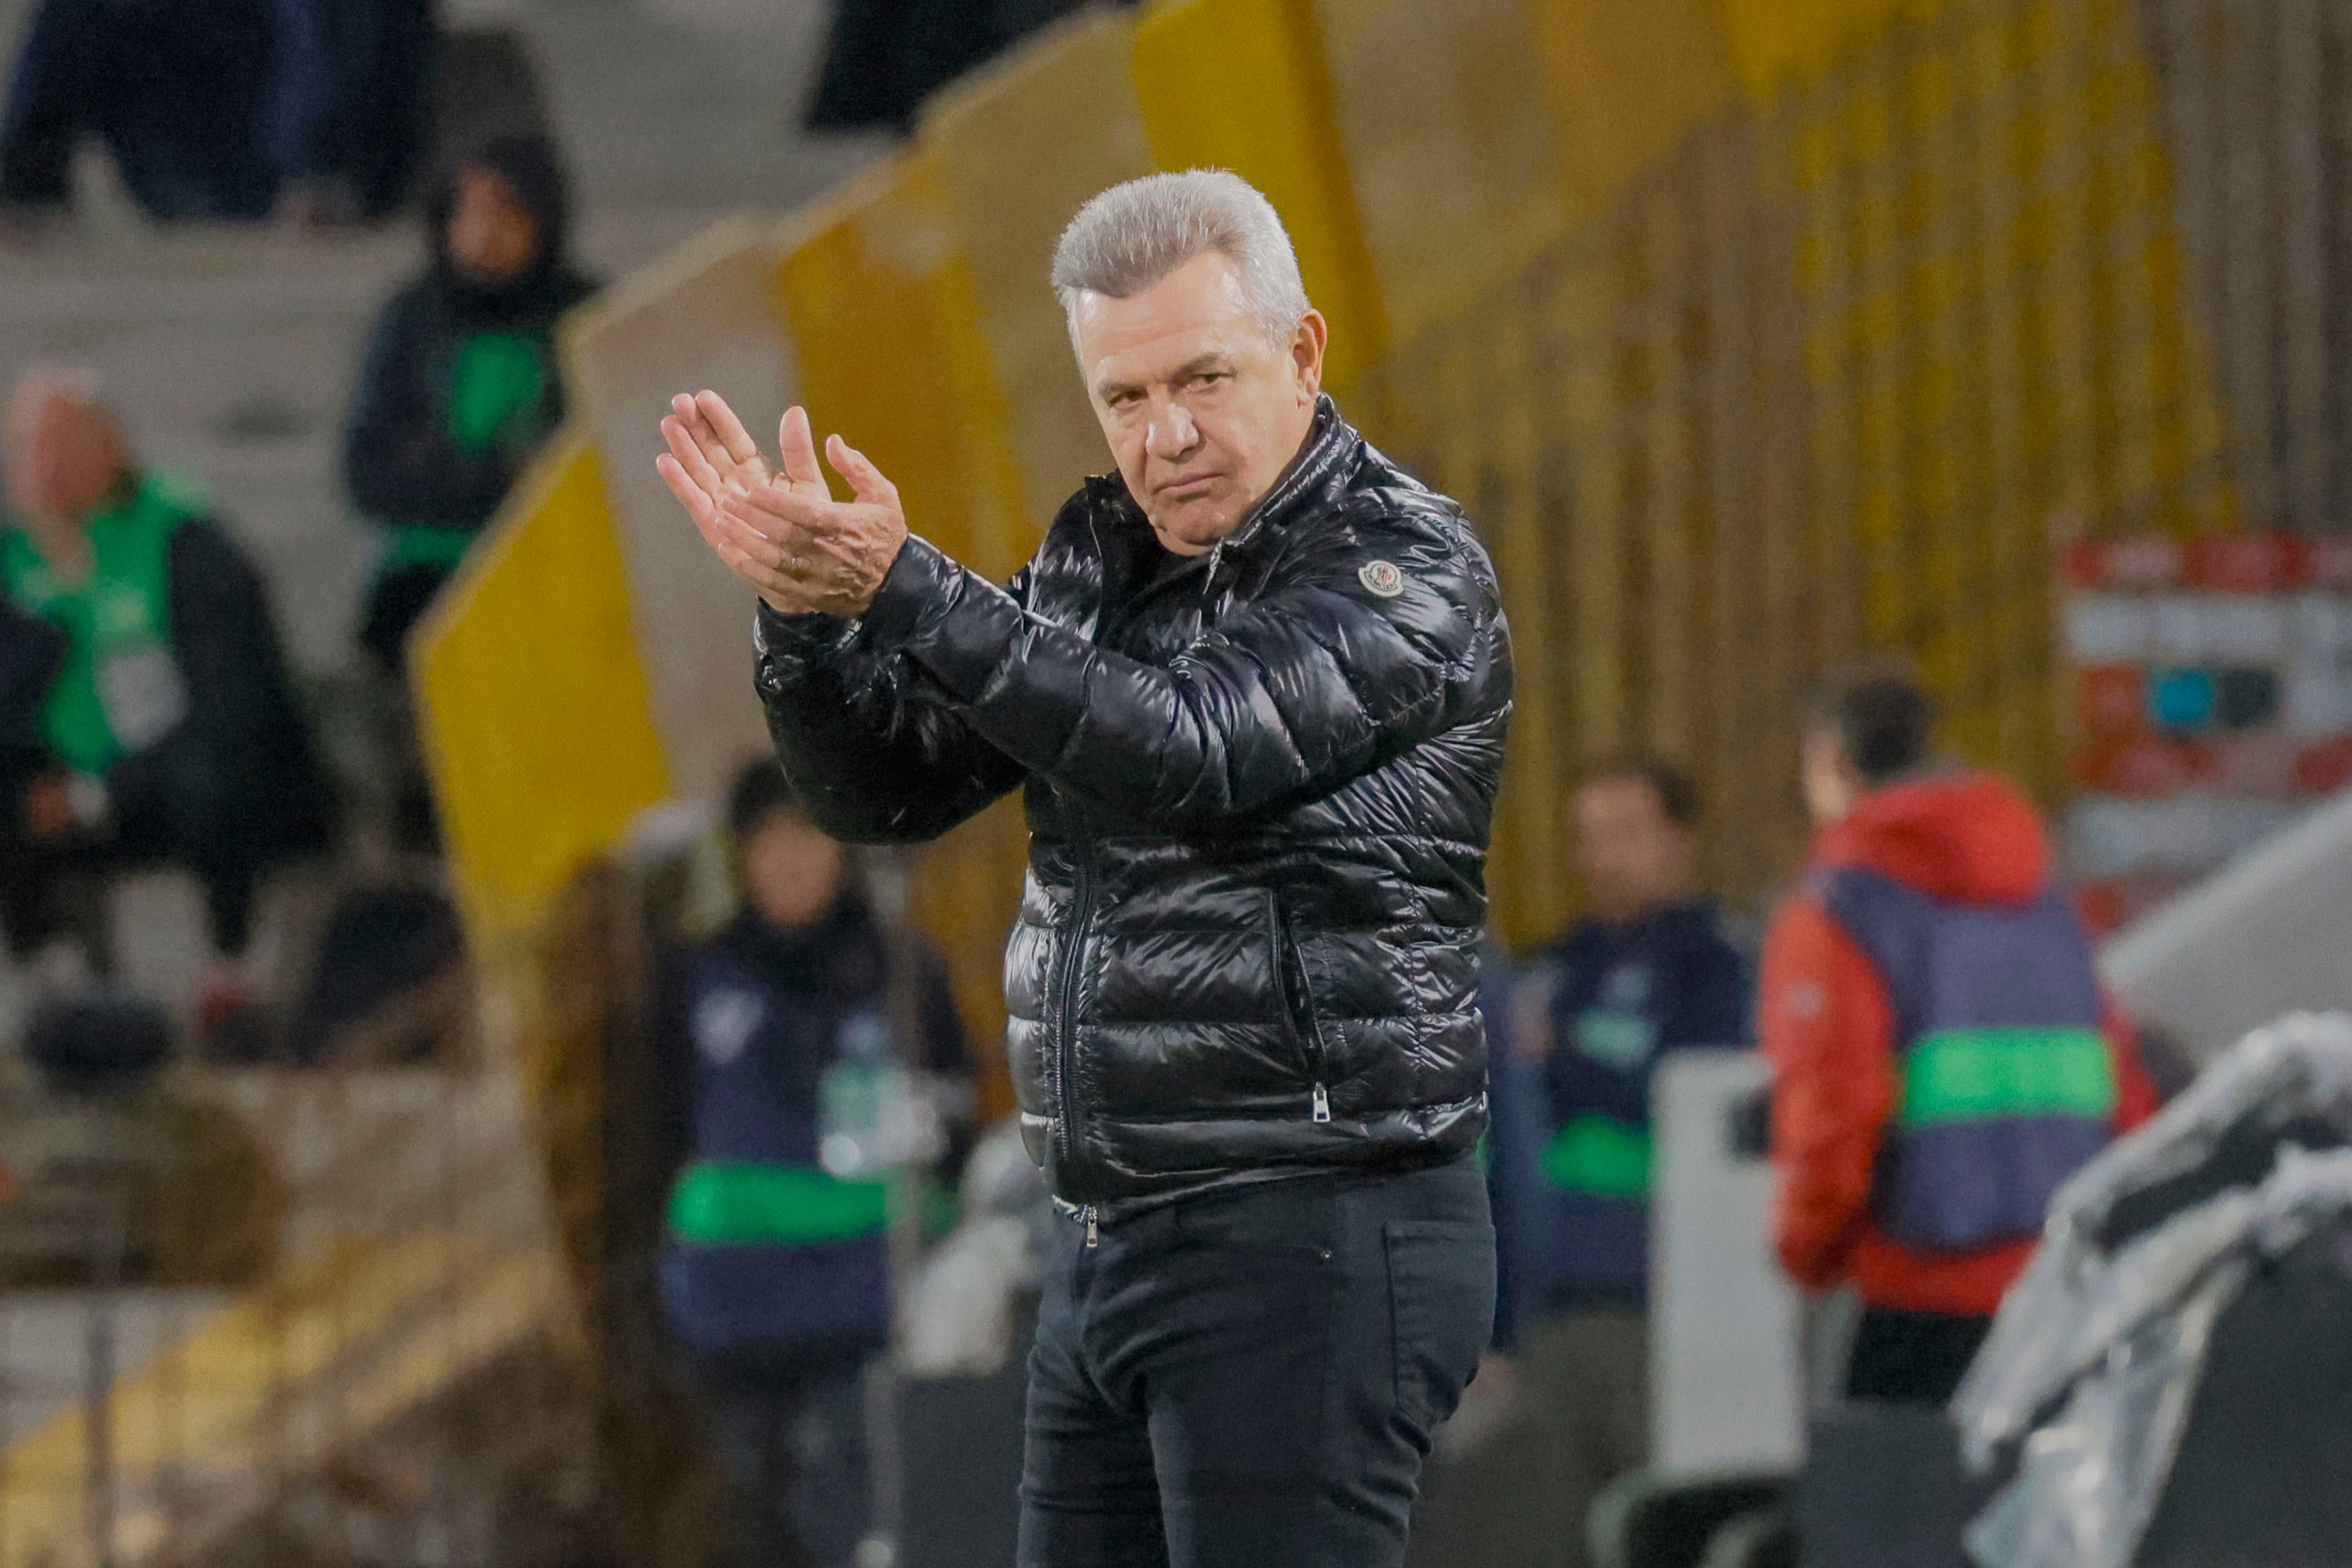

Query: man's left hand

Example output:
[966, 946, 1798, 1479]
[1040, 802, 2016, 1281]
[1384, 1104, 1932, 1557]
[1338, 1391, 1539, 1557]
[715, 429, 910, 620]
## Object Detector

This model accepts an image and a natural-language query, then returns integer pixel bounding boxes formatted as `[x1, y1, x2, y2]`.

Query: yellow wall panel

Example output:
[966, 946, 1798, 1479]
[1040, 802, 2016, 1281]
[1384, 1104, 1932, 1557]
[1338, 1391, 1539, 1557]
[1532, 0, 1739, 228]
[1131, 0, 1385, 386]
[562, 220, 792, 805]
[923, 10, 1154, 534]
[1721, 0, 1965, 99]
[413, 433, 675, 946]
[1313, 0, 1570, 343]
[773, 154, 1032, 580]
[772, 154, 1036, 1063]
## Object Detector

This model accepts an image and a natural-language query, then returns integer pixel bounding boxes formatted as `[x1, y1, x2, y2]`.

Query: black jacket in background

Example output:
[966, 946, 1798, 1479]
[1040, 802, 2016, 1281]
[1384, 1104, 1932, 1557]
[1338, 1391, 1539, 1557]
[341, 132, 593, 535]
[753, 399, 1514, 1211]
[0, 512, 332, 856]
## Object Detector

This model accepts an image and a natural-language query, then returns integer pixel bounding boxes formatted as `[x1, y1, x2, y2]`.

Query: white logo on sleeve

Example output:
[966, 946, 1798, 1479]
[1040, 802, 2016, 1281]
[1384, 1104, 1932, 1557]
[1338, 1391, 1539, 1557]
[1358, 559, 1406, 597]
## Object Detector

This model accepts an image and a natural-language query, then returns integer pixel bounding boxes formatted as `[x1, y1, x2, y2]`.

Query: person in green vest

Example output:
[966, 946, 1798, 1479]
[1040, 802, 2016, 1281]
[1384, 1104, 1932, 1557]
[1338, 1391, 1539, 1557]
[0, 369, 332, 1031]
[652, 759, 976, 1568]
[340, 125, 593, 677]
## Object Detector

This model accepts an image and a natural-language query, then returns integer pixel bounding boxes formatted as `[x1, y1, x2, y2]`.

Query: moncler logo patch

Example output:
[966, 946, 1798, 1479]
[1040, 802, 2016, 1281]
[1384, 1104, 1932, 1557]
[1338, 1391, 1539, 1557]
[1358, 559, 1406, 597]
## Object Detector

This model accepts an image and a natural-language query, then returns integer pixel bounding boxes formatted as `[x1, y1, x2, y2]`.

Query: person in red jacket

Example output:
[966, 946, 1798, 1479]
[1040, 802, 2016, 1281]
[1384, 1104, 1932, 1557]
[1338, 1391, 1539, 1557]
[1761, 660, 2155, 1403]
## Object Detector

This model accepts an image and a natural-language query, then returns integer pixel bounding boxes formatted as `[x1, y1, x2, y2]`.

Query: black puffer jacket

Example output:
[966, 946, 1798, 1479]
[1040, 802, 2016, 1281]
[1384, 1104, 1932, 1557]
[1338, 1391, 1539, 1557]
[754, 400, 1512, 1210]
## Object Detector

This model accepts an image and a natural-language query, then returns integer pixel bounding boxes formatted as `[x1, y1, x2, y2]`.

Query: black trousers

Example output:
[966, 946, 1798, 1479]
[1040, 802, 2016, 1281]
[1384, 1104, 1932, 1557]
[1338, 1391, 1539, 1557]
[0, 732, 309, 962]
[0, 0, 280, 218]
[1018, 1157, 1496, 1568]
[690, 1349, 873, 1568]
[1843, 1307, 1992, 1405]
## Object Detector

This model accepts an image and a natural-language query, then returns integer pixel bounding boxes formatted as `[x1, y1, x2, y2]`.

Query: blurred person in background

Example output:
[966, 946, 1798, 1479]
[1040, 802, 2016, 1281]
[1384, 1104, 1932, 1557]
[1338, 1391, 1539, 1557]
[1447, 759, 1748, 1568]
[1761, 659, 2155, 1404]
[654, 759, 973, 1568]
[0, 369, 332, 1033]
[342, 125, 591, 678]
[0, 0, 280, 227]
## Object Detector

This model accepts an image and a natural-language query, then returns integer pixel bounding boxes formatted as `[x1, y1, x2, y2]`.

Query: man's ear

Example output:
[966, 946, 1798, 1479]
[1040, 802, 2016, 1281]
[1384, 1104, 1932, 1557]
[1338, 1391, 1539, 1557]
[1291, 310, 1329, 399]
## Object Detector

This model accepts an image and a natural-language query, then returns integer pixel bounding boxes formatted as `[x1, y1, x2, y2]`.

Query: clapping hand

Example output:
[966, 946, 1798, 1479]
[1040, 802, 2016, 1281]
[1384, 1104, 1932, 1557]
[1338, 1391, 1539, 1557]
[656, 390, 909, 618]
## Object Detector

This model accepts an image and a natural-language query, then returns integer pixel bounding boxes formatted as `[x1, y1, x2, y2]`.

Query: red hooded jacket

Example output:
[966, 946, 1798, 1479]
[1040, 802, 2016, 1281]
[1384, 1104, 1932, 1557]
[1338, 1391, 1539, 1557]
[1759, 772, 2156, 1317]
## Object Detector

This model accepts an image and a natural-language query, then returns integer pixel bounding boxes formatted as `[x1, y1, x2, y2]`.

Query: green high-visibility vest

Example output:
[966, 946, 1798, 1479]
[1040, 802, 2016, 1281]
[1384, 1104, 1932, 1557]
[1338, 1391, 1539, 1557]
[0, 473, 201, 773]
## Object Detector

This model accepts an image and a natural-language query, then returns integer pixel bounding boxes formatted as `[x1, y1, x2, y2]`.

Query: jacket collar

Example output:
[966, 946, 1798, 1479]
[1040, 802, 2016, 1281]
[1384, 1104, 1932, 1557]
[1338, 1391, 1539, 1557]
[1086, 395, 1360, 604]
[1214, 395, 1356, 562]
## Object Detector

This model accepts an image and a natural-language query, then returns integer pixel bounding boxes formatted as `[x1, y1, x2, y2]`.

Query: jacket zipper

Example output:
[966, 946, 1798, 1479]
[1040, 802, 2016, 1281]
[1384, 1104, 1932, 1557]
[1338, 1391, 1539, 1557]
[1052, 817, 1099, 1191]
[1270, 895, 1333, 1123]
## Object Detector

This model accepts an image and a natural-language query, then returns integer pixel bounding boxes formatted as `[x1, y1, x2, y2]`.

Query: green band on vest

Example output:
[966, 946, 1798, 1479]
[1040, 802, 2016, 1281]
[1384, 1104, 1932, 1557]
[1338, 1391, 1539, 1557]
[1540, 1115, 1653, 1199]
[1898, 1027, 2117, 1127]
[667, 1162, 890, 1247]
[448, 330, 550, 453]
[379, 523, 478, 576]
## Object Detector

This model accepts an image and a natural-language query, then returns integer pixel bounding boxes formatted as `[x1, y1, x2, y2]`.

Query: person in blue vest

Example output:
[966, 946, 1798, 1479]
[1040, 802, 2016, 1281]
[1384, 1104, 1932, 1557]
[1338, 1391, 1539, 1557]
[1762, 659, 2155, 1403]
[0, 370, 332, 1032]
[655, 757, 973, 1568]
[1475, 758, 1750, 1568]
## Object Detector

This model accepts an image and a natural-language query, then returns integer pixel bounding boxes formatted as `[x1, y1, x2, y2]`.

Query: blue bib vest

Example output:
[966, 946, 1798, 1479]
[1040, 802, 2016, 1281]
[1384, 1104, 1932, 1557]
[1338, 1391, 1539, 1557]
[659, 943, 892, 1355]
[1507, 905, 1751, 1306]
[1817, 867, 2117, 1252]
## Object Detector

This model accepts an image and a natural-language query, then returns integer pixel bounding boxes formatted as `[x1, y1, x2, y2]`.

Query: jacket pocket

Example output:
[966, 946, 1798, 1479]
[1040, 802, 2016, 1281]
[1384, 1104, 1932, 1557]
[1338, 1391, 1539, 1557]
[1384, 1218, 1496, 1438]
[1265, 890, 1329, 1083]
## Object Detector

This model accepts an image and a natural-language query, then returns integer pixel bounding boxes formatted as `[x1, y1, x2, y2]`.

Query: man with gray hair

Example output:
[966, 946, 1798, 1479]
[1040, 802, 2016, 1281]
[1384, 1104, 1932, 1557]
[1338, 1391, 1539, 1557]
[656, 168, 1511, 1566]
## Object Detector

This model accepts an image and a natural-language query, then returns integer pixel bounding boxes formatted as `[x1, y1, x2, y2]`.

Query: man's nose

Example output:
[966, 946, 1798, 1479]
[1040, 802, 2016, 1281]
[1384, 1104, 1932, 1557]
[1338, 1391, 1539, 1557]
[1145, 399, 1201, 460]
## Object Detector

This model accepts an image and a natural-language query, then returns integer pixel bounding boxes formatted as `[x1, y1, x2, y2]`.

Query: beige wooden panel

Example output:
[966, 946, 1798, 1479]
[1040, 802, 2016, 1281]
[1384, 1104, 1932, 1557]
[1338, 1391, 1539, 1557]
[1313, 0, 1569, 344]
[562, 219, 793, 805]
[923, 8, 1154, 533]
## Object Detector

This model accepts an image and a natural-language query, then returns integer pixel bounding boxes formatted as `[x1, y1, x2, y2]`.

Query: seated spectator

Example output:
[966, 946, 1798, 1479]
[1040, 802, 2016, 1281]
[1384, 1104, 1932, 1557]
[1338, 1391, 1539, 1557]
[654, 759, 974, 1568]
[1761, 660, 2157, 1404]
[1464, 758, 1750, 1568]
[0, 369, 332, 1030]
[342, 125, 592, 676]
[0, 0, 282, 225]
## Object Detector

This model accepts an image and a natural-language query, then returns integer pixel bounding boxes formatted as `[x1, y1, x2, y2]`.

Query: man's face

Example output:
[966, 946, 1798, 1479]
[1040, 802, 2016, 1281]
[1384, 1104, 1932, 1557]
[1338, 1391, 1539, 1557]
[3, 384, 124, 544]
[742, 811, 845, 932]
[1072, 249, 1327, 555]
[447, 168, 539, 286]
[1574, 775, 1697, 924]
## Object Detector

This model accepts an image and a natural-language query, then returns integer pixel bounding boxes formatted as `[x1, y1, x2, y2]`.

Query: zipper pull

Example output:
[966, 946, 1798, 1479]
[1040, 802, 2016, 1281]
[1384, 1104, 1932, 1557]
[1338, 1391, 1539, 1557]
[1084, 1206, 1099, 1248]
[1312, 1083, 1332, 1124]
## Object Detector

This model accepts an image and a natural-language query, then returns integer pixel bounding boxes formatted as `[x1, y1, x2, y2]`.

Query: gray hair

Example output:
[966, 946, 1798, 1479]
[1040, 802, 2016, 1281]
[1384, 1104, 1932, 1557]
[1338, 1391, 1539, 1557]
[1050, 170, 1311, 357]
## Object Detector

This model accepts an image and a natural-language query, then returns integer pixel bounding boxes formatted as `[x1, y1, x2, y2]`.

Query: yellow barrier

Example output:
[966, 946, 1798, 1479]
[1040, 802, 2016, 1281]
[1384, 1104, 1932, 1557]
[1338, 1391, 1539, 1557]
[1534, 0, 1741, 224]
[774, 155, 1032, 582]
[1312, 0, 1571, 341]
[771, 156, 1042, 1073]
[1131, 0, 1385, 388]
[413, 432, 674, 948]
[562, 217, 796, 804]
[922, 9, 1154, 530]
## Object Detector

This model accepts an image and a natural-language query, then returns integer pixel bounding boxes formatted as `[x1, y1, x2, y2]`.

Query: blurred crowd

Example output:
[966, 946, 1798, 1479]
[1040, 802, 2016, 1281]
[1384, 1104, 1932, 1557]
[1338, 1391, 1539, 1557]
[0, 0, 436, 229]
[0, 116, 585, 1045]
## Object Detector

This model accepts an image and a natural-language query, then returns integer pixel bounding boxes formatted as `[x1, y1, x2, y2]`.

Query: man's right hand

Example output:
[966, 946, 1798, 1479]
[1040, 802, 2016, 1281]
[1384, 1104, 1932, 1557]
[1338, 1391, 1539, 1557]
[22, 773, 73, 838]
[656, 391, 828, 616]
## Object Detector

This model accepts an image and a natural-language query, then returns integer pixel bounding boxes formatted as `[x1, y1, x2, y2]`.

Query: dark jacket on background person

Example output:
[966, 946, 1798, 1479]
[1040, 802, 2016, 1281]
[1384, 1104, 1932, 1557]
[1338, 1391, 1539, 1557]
[1496, 900, 1750, 1319]
[655, 894, 971, 1357]
[1761, 771, 2157, 1318]
[753, 398, 1513, 1214]
[341, 129, 592, 667]
[0, 474, 329, 847]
